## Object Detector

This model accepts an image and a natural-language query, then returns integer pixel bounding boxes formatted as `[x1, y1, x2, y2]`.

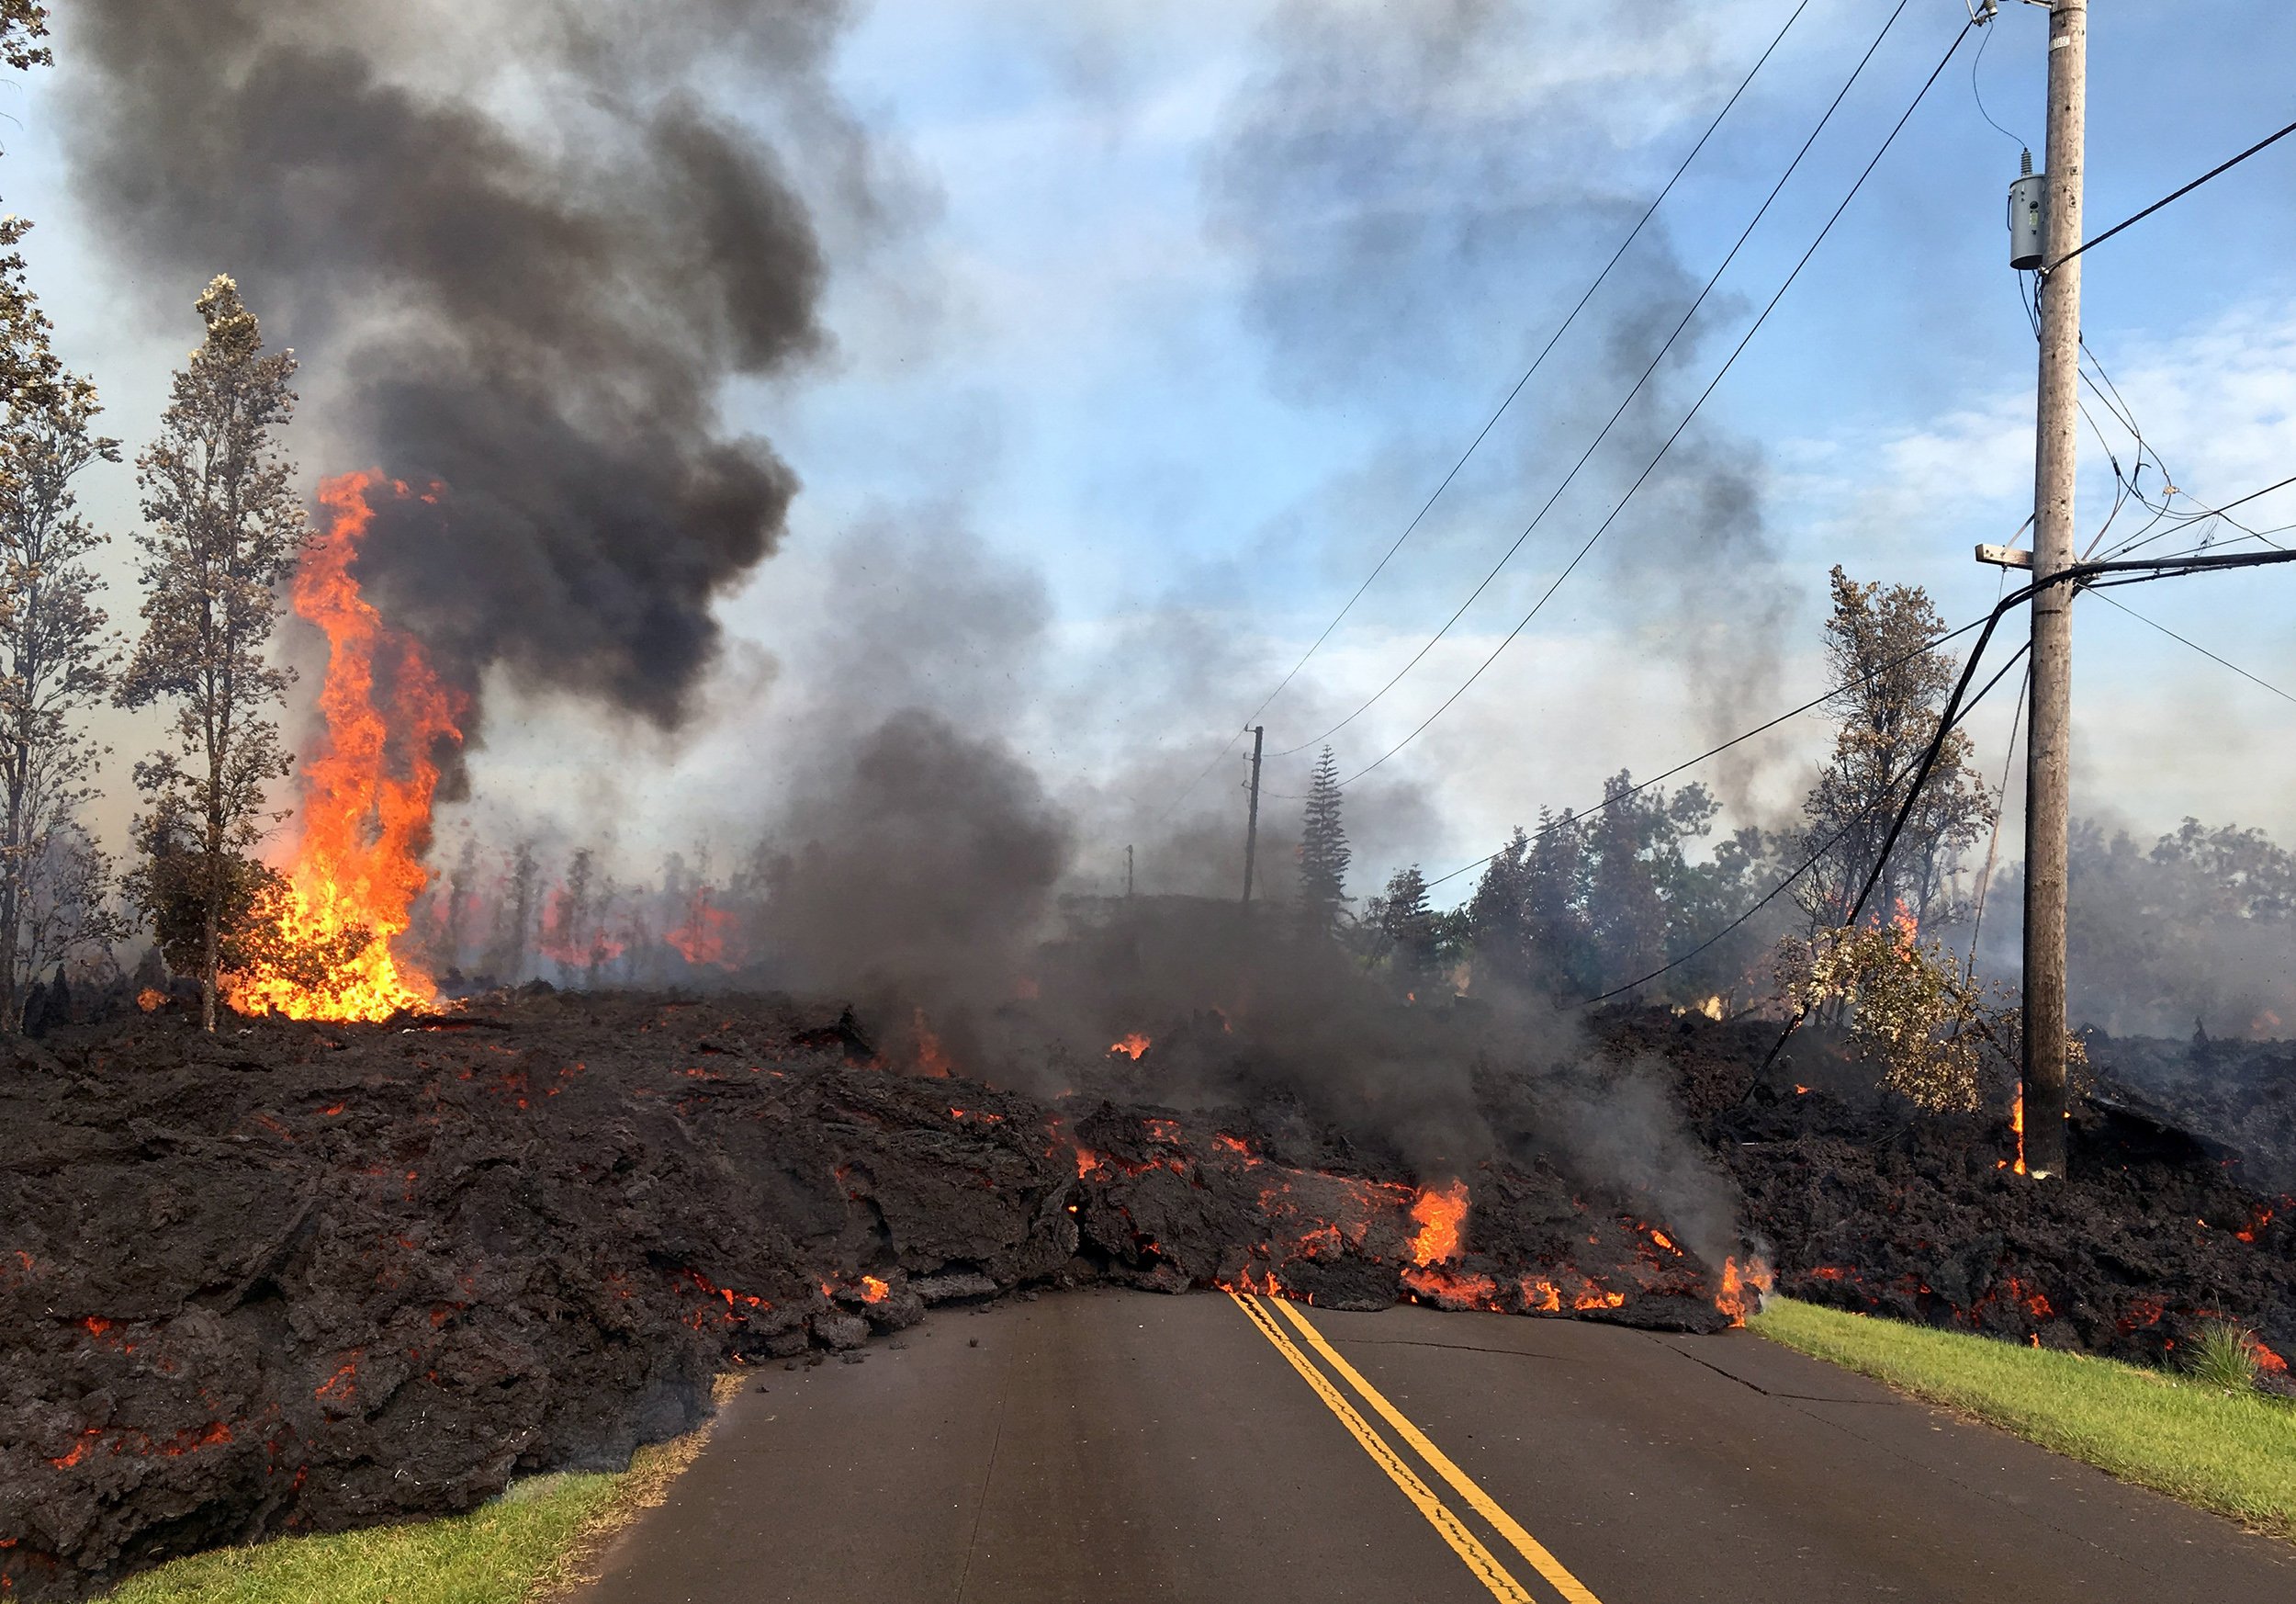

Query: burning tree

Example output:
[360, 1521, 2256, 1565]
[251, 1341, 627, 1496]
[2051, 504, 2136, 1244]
[117, 277, 308, 1031]
[1796, 567, 1994, 937]
[0, 299, 128, 1028]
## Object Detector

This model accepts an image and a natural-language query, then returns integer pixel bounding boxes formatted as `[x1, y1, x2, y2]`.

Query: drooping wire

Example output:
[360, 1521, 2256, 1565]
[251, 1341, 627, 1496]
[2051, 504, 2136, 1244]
[1266, 0, 1925, 765]
[1968, 9, 2025, 150]
[1336, 10, 1979, 788]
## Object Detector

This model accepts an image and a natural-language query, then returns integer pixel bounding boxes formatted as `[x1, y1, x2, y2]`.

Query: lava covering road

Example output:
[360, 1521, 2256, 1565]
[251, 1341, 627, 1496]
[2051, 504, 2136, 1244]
[0, 991, 1739, 1601]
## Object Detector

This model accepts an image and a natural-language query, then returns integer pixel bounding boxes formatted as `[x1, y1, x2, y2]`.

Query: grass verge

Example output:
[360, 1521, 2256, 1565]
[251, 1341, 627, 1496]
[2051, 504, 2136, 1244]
[107, 1373, 744, 1603]
[1750, 1296, 2296, 1540]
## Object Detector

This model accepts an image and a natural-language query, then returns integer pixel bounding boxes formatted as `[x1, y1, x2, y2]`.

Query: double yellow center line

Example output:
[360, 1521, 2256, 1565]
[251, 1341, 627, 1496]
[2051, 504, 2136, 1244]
[1226, 1290, 1606, 1604]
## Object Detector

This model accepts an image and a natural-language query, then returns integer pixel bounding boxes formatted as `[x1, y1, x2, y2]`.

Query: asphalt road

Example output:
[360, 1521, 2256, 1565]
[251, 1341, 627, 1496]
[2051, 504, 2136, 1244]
[575, 1288, 2293, 1602]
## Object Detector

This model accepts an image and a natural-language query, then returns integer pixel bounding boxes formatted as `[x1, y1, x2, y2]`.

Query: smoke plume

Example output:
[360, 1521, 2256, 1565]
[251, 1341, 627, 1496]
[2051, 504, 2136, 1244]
[1206, 0, 1788, 807]
[62, 0, 863, 728]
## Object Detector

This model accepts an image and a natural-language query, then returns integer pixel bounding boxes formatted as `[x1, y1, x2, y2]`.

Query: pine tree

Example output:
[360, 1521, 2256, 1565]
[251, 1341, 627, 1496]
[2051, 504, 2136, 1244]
[1466, 827, 1533, 988]
[117, 277, 308, 1031]
[1525, 807, 1595, 995]
[1296, 745, 1351, 939]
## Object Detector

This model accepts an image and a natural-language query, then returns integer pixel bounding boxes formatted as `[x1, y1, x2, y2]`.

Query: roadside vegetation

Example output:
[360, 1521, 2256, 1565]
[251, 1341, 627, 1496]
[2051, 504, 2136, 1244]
[1751, 1296, 2296, 1540]
[104, 1375, 738, 1603]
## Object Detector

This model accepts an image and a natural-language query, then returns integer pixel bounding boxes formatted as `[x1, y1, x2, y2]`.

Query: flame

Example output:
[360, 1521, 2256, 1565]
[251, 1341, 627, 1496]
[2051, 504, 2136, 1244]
[913, 1009, 954, 1078]
[223, 472, 464, 1022]
[1715, 1254, 1773, 1327]
[1887, 898, 1919, 951]
[136, 988, 165, 1013]
[2009, 1087, 2027, 1175]
[1408, 1179, 1469, 1265]
[1109, 1032, 1152, 1060]
[666, 885, 737, 968]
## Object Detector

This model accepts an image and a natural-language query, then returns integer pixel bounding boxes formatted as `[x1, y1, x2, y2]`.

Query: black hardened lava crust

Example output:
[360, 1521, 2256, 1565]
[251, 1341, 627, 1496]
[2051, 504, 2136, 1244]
[1, 992, 1729, 1600]
[1590, 1006, 2296, 1370]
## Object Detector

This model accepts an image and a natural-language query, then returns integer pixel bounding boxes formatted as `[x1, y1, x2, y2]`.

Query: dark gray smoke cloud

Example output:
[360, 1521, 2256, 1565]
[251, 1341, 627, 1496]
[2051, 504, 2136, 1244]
[62, 0, 861, 727]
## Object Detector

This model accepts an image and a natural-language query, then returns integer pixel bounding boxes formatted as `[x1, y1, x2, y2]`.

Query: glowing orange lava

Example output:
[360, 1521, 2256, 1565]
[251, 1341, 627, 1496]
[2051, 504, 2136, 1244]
[224, 472, 465, 1022]
[2009, 1087, 2028, 1175]
[1109, 1032, 1152, 1060]
[1408, 1179, 1469, 1264]
[1714, 1254, 1773, 1327]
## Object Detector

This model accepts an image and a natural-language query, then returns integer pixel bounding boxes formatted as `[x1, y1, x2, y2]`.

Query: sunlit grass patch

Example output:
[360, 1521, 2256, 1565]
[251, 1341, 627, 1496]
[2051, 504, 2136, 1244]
[1751, 1295, 2296, 1539]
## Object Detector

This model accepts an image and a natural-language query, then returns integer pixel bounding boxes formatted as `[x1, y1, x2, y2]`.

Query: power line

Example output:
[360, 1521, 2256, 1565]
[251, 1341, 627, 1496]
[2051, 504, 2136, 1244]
[1266, 0, 1922, 763]
[1421, 613, 1990, 894]
[1582, 640, 2032, 1005]
[1967, 9, 2025, 150]
[2092, 589, 2296, 708]
[1235, 1, 1820, 746]
[1745, 548, 2296, 1074]
[1146, 0, 1823, 819]
[1336, 10, 1978, 788]
[2047, 113, 2296, 274]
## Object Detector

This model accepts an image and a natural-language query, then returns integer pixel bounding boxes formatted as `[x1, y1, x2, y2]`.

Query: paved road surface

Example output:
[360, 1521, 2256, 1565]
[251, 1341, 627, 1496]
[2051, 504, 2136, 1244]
[577, 1287, 2292, 1602]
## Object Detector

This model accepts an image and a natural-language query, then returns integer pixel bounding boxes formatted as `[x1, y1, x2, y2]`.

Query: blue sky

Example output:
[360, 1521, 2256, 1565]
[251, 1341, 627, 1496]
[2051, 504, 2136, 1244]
[11, 0, 2296, 908]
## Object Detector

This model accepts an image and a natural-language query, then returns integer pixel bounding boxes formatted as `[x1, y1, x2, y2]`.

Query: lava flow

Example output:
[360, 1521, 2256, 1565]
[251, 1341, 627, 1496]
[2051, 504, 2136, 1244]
[223, 471, 466, 1022]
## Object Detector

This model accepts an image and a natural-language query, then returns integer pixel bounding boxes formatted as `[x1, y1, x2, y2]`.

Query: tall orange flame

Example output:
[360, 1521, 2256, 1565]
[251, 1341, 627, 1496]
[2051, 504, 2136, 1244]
[223, 471, 466, 1022]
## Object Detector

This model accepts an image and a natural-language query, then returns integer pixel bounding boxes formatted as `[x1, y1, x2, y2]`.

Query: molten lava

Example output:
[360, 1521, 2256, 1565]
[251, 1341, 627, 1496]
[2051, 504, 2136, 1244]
[1109, 1032, 1152, 1060]
[1409, 1179, 1469, 1264]
[1714, 1254, 1773, 1327]
[224, 472, 465, 1022]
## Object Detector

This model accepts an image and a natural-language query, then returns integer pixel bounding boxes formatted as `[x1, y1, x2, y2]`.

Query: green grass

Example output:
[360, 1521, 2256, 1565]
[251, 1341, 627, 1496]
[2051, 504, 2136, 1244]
[104, 1473, 622, 1603]
[1751, 1296, 2296, 1539]
[103, 1372, 742, 1602]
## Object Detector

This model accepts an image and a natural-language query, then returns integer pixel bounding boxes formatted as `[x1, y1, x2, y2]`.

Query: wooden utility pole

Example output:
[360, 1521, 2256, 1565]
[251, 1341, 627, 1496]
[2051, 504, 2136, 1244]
[1125, 843, 1134, 898]
[1240, 726, 1265, 905]
[2022, 0, 2088, 1180]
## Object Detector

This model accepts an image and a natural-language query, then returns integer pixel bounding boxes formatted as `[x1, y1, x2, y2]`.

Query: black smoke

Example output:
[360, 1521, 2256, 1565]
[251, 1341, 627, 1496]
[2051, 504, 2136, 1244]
[62, 0, 858, 727]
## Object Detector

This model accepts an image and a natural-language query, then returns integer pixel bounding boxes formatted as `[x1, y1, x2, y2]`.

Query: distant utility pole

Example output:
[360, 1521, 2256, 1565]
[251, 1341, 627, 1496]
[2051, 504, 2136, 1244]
[2022, 0, 2088, 1180]
[1125, 843, 1134, 898]
[1240, 726, 1265, 905]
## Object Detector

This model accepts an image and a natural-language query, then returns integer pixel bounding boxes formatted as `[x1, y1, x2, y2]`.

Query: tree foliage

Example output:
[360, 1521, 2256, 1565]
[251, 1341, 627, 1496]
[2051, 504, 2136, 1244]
[0, 3, 47, 73]
[1797, 567, 1995, 934]
[117, 277, 308, 1030]
[1778, 910, 2088, 1115]
[1465, 775, 1774, 1003]
[1367, 863, 1439, 992]
[0, 300, 128, 1025]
